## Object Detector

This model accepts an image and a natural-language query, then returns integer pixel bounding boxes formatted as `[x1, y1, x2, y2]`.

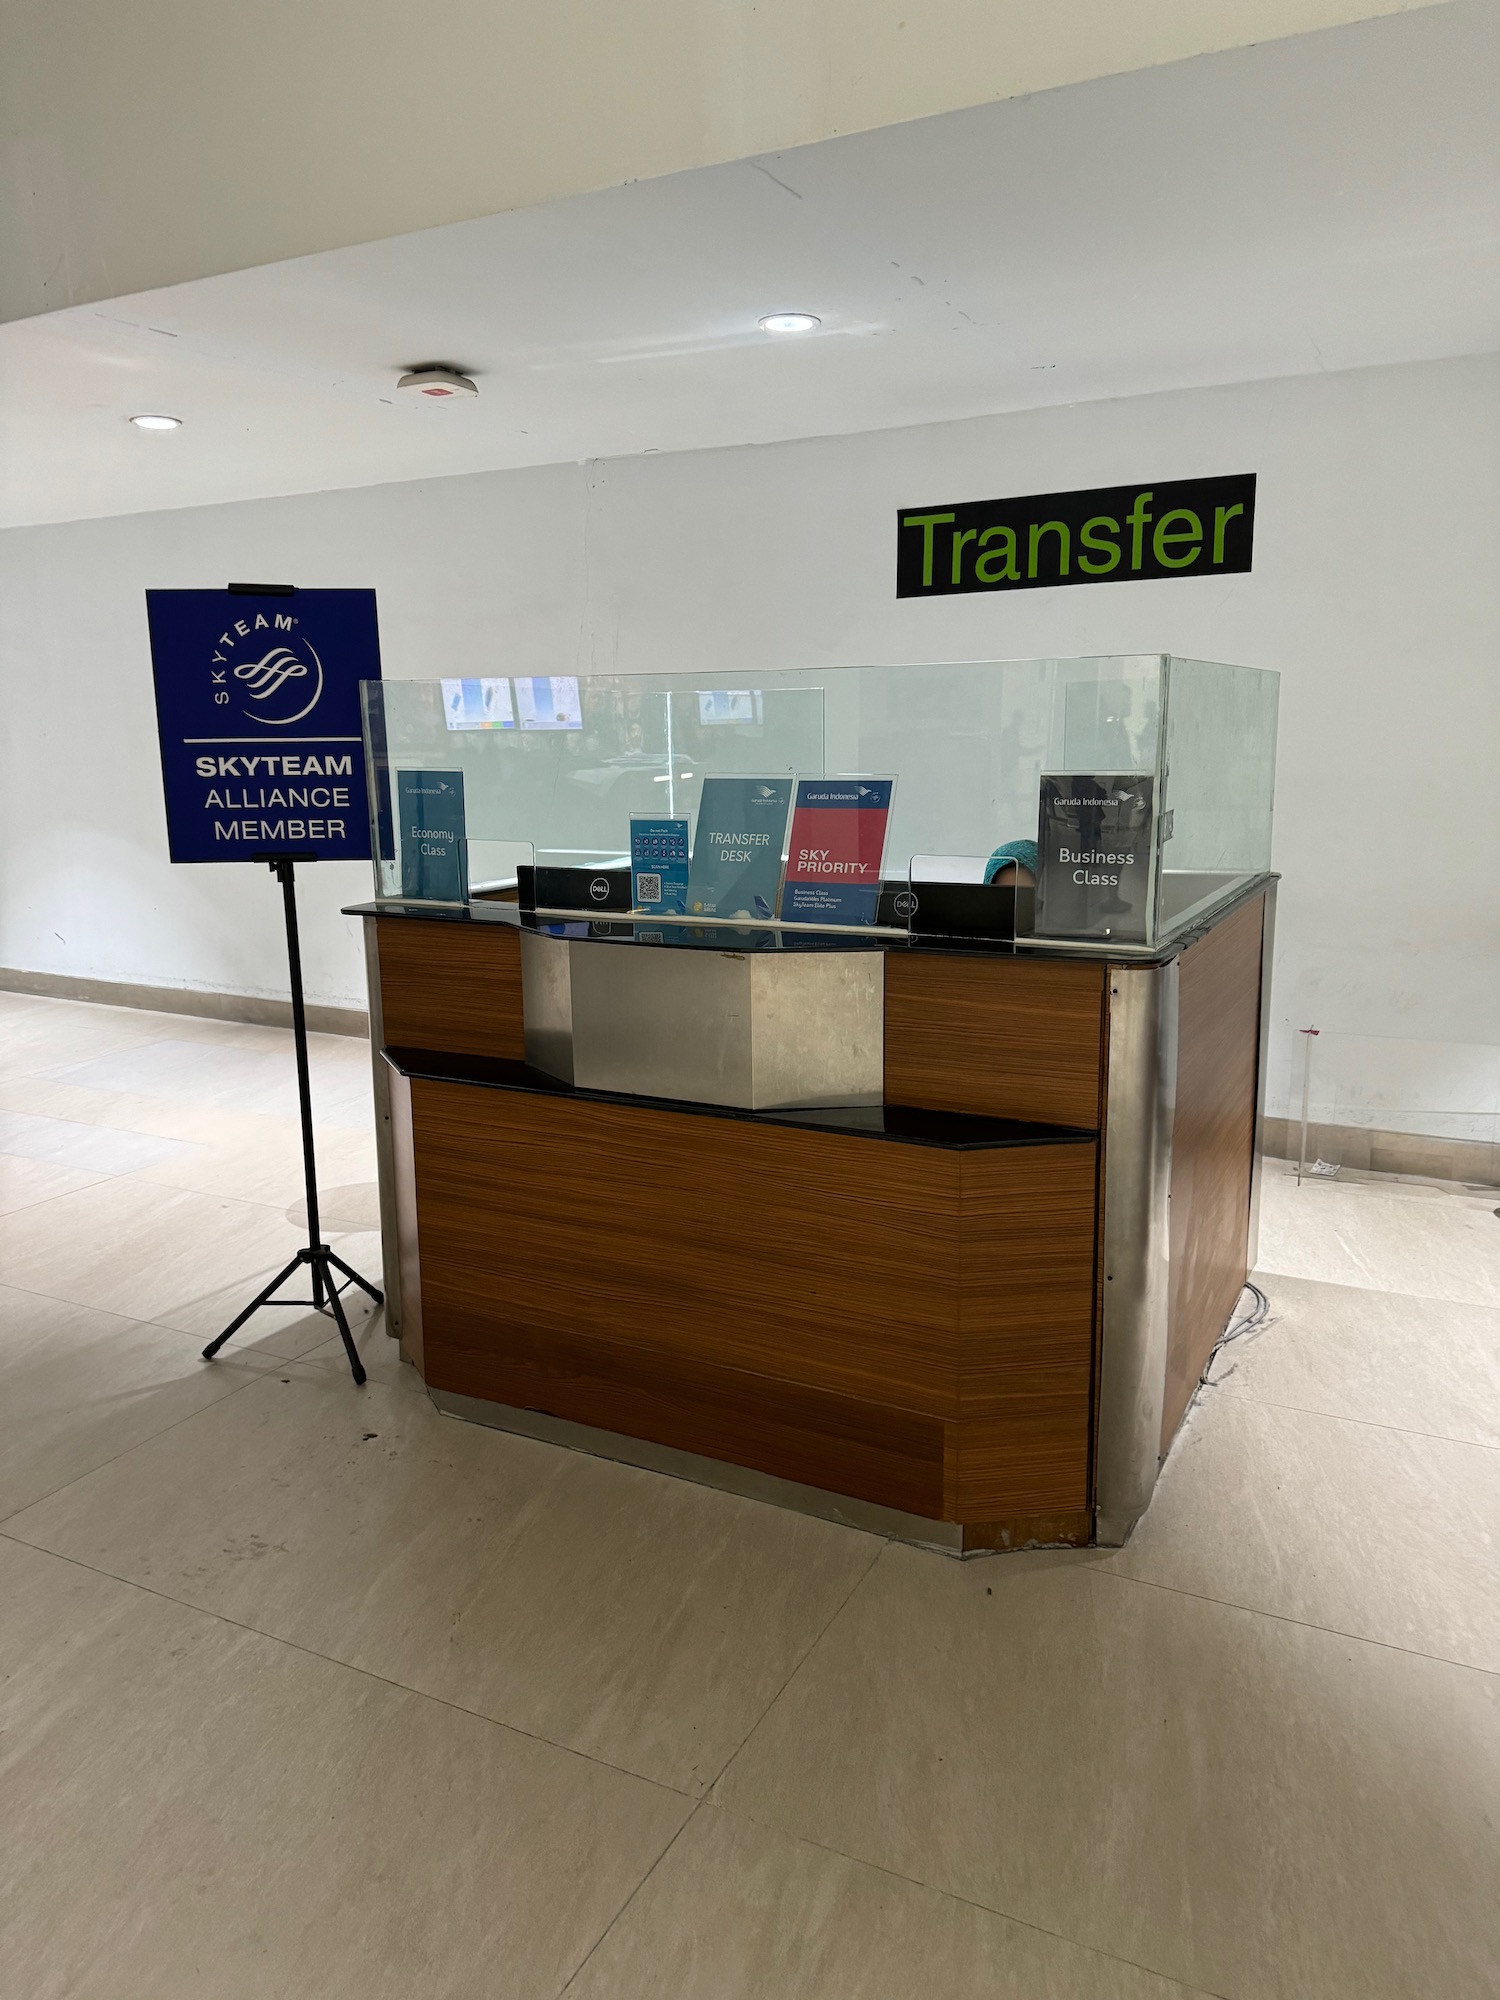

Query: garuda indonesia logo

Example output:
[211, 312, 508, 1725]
[210, 610, 325, 726]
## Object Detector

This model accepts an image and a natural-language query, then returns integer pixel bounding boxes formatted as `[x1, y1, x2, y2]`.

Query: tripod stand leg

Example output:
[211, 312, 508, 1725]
[320, 1259, 368, 1387]
[208, 858, 374, 1389]
[202, 1251, 304, 1360]
[325, 1249, 384, 1305]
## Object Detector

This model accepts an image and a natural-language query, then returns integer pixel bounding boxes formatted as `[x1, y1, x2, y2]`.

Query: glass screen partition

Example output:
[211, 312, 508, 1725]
[361, 656, 1277, 950]
[1157, 656, 1279, 935]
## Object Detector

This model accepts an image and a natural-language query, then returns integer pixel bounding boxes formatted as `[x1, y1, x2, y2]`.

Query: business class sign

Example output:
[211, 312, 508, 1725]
[896, 473, 1255, 598]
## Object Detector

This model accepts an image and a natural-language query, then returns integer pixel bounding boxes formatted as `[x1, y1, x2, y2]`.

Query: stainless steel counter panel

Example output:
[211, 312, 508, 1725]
[1093, 960, 1179, 1546]
[519, 929, 576, 1085]
[520, 933, 884, 1111]
[362, 914, 404, 1343]
[1246, 879, 1278, 1273]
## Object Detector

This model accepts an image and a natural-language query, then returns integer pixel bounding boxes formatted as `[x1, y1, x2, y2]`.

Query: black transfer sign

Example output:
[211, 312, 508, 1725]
[896, 474, 1255, 597]
[145, 588, 381, 862]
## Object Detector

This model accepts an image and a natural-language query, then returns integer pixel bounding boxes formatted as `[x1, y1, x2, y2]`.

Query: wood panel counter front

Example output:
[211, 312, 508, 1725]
[385, 1052, 1098, 1549]
[360, 880, 1273, 1553]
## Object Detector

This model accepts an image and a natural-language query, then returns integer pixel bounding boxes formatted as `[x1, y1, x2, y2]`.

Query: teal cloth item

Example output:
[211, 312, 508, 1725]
[984, 838, 1038, 885]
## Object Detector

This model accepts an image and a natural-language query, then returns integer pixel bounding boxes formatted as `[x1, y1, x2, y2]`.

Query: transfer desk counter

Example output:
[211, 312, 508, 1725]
[351, 880, 1274, 1552]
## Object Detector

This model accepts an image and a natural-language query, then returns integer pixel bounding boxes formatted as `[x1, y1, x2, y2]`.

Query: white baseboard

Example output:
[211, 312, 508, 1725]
[1263, 1114, 1497, 1189]
[0, 965, 369, 1040]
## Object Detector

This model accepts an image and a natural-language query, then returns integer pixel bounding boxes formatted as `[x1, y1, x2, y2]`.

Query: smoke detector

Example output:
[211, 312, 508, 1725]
[397, 366, 478, 399]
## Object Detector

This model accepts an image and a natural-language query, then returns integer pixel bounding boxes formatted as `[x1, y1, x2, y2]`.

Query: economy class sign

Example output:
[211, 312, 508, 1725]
[145, 588, 382, 862]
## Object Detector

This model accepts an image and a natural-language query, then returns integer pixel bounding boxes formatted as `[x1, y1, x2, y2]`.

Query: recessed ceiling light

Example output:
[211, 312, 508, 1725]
[129, 413, 182, 430]
[759, 312, 821, 335]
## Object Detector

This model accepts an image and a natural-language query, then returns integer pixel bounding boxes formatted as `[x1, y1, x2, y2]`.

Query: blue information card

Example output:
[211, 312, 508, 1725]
[397, 769, 467, 902]
[631, 814, 690, 914]
[687, 777, 793, 920]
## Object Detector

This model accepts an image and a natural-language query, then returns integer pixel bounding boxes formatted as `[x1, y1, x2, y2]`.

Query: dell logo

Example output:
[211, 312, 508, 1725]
[588, 876, 610, 903]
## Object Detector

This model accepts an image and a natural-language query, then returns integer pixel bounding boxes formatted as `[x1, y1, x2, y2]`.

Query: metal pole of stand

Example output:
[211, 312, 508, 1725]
[279, 858, 325, 1309]
[201, 857, 382, 1384]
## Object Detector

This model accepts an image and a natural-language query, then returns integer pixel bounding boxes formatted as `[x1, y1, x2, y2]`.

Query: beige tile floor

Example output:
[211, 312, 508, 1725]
[2, 990, 1497, 1999]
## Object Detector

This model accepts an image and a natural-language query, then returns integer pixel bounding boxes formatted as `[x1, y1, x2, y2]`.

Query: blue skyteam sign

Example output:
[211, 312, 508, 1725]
[145, 588, 381, 862]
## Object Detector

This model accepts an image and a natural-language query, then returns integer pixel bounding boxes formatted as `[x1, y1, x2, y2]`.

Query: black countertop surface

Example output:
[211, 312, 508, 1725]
[347, 872, 1275, 967]
[384, 1047, 1098, 1151]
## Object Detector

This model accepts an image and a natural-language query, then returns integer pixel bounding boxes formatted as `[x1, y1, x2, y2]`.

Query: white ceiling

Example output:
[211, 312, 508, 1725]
[1, 0, 1495, 530]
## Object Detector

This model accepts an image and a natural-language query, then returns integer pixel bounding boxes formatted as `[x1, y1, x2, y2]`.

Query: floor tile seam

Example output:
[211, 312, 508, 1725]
[0, 1172, 112, 1219]
[11, 1048, 189, 1085]
[1256, 1270, 1500, 1309]
[292, 1321, 403, 1374]
[1089, 1563, 1500, 1681]
[1206, 1383, 1500, 1455]
[1, 1056, 150, 1085]
[0, 1147, 136, 1185]
[0, 1160, 379, 1225]
[111, 1177, 366, 1221]
[0, 1085, 351, 1146]
[0, 1192, 106, 1224]
[125, 1177, 287, 1216]
[1255, 1270, 1500, 1312]
[699, 1799, 1231, 1999]
[0, 1101, 210, 1136]
[0, 1364, 284, 1530]
[4, 1159, 242, 1200]
[0, 1125, 260, 1165]
[698, 1534, 888, 1798]
[0, 1272, 233, 1337]
[0, 1270, 361, 1362]
[0, 1116, 129, 1147]
[1270, 1185, 1500, 1209]
[10, 1065, 372, 1126]
[0, 1525, 700, 1805]
[554, 1798, 709, 1997]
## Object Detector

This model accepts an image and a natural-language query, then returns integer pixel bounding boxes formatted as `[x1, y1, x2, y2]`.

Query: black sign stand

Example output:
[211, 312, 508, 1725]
[201, 856, 382, 1385]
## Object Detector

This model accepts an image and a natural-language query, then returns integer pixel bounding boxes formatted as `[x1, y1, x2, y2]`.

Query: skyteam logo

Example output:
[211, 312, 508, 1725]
[236, 645, 315, 703]
[210, 610, 325, 726]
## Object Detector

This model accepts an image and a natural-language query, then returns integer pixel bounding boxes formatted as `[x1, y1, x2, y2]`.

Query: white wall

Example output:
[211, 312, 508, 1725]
[2, 352, 1496, 1124]
[1, 0, 1441, 320]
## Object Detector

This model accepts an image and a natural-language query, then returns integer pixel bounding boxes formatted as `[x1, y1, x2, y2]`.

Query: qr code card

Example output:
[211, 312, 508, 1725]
[636, 872, 662, 904]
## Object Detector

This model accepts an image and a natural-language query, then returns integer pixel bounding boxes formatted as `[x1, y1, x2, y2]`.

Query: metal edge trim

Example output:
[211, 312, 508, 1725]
[1093, 959, 1179, 1546]
[428, 1388, 967, 1552]
[362, 914, 402, 1340]
[1246, 881, 1278, 1273]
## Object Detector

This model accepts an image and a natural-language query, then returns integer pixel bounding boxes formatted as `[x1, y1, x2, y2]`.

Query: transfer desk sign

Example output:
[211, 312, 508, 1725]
[145, 589, 382, 861]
